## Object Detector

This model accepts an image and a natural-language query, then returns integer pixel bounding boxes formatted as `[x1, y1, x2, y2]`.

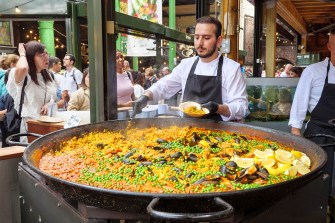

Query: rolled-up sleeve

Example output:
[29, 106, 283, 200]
[149, 60, 186, 103]
[221, 60, 248, 121]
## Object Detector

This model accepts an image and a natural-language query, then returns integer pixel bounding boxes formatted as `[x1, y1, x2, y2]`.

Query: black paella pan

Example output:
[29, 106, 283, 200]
[14, 118, 326, 222]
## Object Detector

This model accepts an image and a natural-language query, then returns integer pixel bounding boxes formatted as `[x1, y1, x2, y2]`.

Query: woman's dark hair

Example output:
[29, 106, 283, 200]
[24, 41, 53, 85]
[81, 67, 89, 89]
[131, 71, 144, 86]
[289, 66, 303, 77]
[196, 16, 222, 38]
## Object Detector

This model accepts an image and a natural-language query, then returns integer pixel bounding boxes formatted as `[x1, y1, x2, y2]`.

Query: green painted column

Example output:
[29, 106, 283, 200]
[133, 56, 138, 71]
[168, 0, 176, 70]
[38, 21, 55, 56]
[71, 3, 82, 69]
[115, 0, 121, 51]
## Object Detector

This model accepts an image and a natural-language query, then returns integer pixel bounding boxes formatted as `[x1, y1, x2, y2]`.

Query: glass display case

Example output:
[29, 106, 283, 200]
[245, 77, 300, 132]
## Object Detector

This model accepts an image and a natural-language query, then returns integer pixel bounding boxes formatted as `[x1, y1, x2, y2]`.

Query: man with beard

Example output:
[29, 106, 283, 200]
[132, 16, 248, 121]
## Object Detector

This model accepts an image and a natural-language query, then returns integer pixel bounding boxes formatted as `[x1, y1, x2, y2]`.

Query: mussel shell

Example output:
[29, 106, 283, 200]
[153, 146, 164, 151]
[225, 161, 237, 169]
[173, 167, 182, 173]
[193, 178, 207, 185]
[157, 160, 167, 165]
[138, 161, 153, 166]
[187, 153, 198, 162]
[169, 176, 179, 182]
[186, 172, 195, 178]
[240, 135, 248, 141]
[136, 155, 146, 161]
[171, 152, 183, 159]
[122, 158, 135, 165]
[124, 151, 133, 159]
[96, 143, 106, 149]
[157, 138, 168, 144]
[219, 165, 228, 175]
[201, 180, 220, 185]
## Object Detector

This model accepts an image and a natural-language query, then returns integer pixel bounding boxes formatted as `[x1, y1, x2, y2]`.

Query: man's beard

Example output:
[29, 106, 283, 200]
[196, 44, 217, 58]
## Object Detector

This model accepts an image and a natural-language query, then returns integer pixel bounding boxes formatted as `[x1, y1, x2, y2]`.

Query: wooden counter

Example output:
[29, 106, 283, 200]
[0, 146, 25, 160]
[27, 119, 64, 142]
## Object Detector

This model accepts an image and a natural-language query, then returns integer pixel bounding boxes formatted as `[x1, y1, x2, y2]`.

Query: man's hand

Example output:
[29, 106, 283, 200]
[291, 127, 301, 136]
[131, 95, 149, 118]
[201, 101, 219, 115]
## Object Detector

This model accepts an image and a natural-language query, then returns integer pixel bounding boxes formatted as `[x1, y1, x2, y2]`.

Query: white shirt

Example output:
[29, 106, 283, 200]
[64, 67, 83, 95]
[7, 68, 58, 135]
[289, 58, 335, 129]
[280, 71, 288, 77]
[53, 73, 68, 91]
[148, 54, 248, 121]
[133, 84, 145, 99]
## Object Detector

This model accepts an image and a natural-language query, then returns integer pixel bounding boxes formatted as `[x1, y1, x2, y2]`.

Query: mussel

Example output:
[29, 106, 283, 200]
[124, 151, 133, 159]
[170, 152, 183, 159]
[187, 153, 198, 162]
[157, 138, 168, 144]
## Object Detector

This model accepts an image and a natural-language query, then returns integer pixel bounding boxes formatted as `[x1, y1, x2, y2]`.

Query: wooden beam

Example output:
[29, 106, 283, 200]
[222, 0, 238, 61]
[163, 4, 216, 17]
[265, 1, 276, 77]
[277, 0, 308, 35]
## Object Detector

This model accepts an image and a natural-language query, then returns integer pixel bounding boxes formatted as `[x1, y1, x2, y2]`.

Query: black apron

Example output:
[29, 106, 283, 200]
[304, 59, 335, 195]
[182, 55, 223, 121]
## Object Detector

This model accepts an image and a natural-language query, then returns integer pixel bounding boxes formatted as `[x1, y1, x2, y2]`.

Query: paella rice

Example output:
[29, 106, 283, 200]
[39, 126, 311, 193]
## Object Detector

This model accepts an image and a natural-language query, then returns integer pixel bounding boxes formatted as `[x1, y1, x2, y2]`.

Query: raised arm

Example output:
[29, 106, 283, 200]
[15, 43, 29, 83]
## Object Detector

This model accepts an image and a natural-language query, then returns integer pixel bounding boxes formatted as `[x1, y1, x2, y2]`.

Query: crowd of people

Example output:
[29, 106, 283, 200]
[1, 16, 334, 156]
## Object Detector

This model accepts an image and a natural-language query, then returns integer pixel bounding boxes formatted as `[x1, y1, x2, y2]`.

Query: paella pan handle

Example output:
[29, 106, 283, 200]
[147, 197, 234, 222]
[6, 133, 43, 147]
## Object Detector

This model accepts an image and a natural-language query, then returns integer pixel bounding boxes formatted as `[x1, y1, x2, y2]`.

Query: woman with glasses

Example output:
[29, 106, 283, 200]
[6, 41, 58, 141]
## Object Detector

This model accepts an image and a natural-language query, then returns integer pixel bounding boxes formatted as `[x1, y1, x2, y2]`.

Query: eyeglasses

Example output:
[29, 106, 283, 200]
[36, 52, 49, 58]
[63, 58, 70, 61]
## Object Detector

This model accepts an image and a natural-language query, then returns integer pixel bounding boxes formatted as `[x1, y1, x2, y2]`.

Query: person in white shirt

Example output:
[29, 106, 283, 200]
[131, 71, 145, 99]
[7, 41, 58, 138]
[132, 16, 248, 121]
[48, 56, 67, 108]
[62, 54, 83, 105]
[279, 63, 293, 77]
[289, 29, 335, 192]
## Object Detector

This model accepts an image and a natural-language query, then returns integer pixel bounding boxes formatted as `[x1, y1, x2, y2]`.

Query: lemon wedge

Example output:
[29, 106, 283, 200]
[275, 149, 293, 164]
[300, 155, 311, 167]
[260, 157, 276, 168]
[266, 163, 291, 176]
[291, 150, 302, 159]
[234, 157, 254, 168]
[284, 166, 298, 176]
[264, 149, 275, 157]
[292, 159, 311, 175]
[297, 165, 311, 175]
[254, 149, 266, 159]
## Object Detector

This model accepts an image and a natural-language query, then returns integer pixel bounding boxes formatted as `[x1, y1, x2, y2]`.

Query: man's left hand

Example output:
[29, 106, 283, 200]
[201, 101, 219, 114]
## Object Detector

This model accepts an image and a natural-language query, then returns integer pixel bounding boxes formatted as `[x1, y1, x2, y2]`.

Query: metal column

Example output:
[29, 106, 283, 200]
[168, 0, 176, 70]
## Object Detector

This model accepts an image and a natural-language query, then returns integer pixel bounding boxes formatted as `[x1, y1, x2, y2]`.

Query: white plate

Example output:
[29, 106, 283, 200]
[179, 101, 209, 118]
[37, 116, 63, 123]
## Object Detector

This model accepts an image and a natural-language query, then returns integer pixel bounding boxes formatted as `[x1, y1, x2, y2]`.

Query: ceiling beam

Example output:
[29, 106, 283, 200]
[277, 0, 308, 34]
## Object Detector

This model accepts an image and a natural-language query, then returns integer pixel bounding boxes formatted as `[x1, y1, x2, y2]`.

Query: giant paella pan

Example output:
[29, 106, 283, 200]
[18, 118, 326, 222]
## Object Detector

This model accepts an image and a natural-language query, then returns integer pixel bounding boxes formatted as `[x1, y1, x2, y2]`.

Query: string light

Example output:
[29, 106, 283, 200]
[15, 6, 21, 13]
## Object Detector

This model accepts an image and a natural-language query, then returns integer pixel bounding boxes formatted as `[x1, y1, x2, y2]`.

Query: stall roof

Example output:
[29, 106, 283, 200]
[0, 0, 67, 16]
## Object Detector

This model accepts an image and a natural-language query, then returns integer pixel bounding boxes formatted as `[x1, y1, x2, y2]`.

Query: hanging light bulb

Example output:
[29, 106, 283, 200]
[15, 6, 21, 13]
